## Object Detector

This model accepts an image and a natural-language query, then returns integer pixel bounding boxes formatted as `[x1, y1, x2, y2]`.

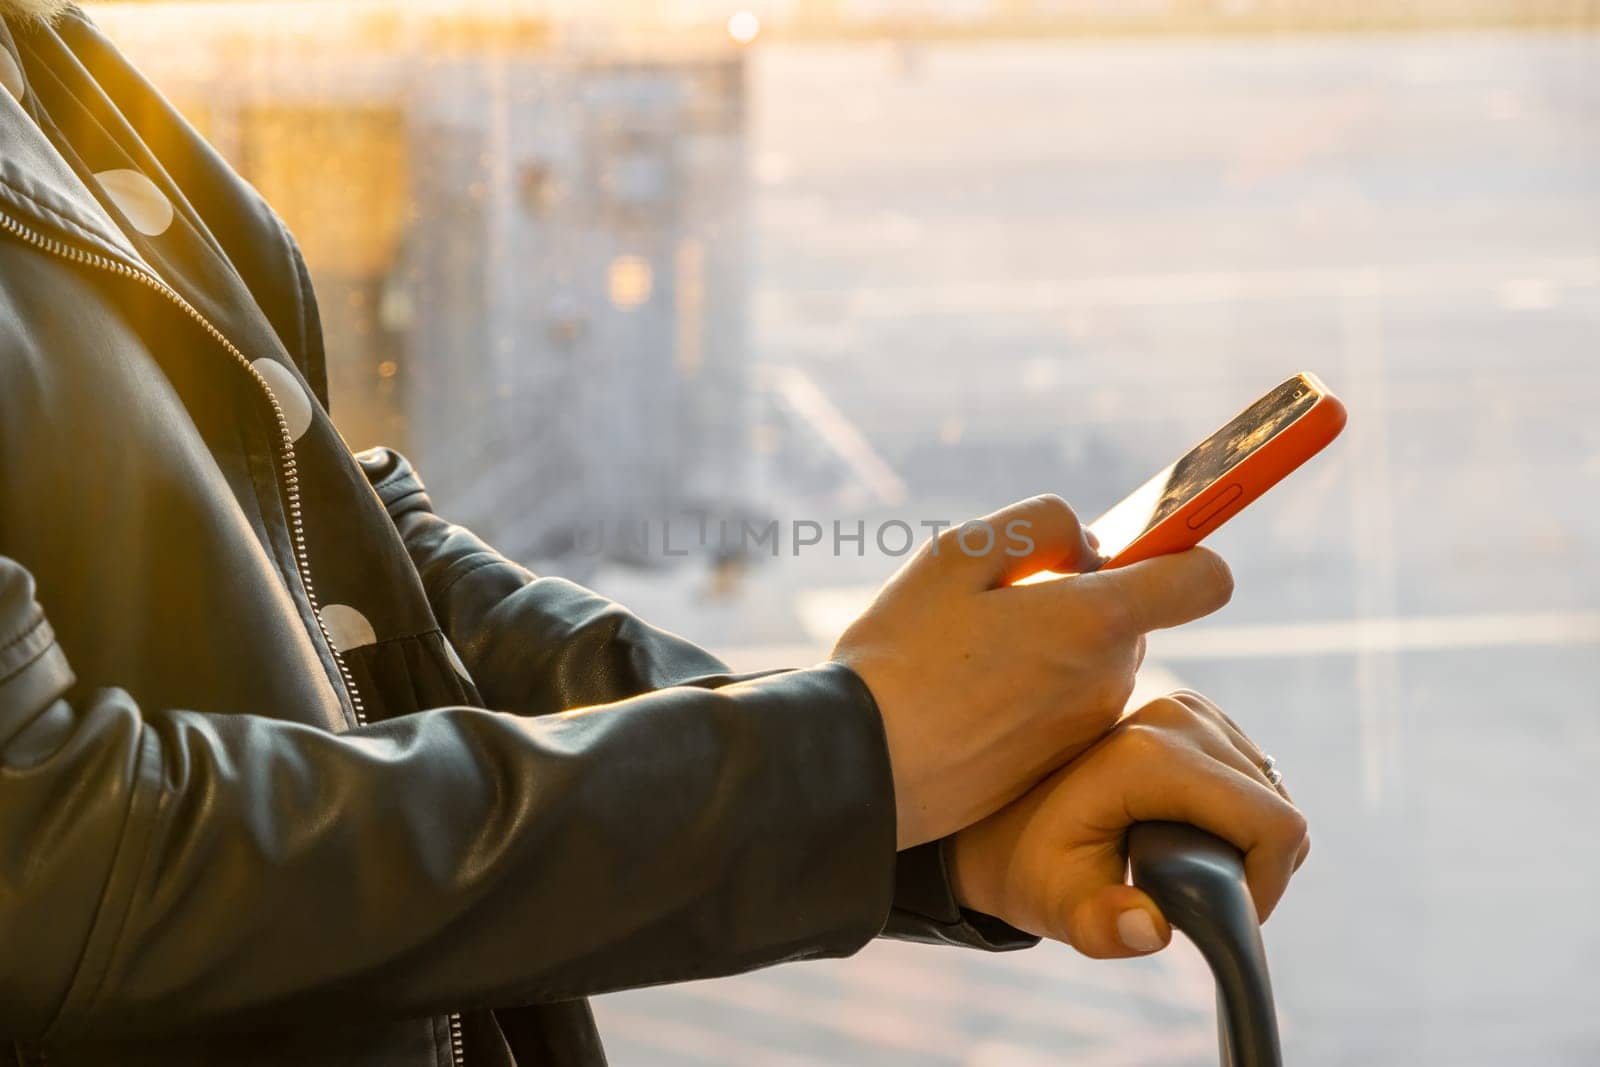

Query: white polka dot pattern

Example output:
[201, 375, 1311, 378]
[443, 639, 472, 683]
[94, 168, 175, 236]
[0, 49, 23, 103]
[321, 604, 377, 652]
[250, 358, 314, 441]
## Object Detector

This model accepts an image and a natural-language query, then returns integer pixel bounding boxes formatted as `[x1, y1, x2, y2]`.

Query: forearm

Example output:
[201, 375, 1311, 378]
[358, 447, 1035, 953]
[0, 560, 896, 1041]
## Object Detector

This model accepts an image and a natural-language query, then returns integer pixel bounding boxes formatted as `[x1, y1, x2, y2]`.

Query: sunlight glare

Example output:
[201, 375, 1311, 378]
[727, 10, 761, 45]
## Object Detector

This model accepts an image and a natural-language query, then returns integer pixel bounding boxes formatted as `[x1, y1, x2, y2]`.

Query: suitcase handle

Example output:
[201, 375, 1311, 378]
[1128, 822, 1283, 1067]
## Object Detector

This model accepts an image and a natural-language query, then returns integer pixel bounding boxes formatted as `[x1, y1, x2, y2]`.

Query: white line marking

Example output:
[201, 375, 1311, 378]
[717, 611, 1600, 676]
[664, 970, 971, 1056]
[1128, 663, 1188, 711]
[760, 256, 1600, 319]
[714, 643, 830, 674]
[764, 366, 907, 506]
[1342, 273, 1402, 807]
[795, 583, 878, 645]
[594, 1004, 835, 1067]
[784, 582, 1600, 665]
[1149, 611, 1600, 661]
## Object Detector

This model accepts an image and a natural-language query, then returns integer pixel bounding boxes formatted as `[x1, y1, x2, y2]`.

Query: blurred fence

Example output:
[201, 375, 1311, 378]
[94, 2, 754, 570]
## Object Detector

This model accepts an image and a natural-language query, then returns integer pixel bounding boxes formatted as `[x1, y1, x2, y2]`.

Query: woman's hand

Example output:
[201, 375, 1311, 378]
[832, 495, 1235, 849]
[948, 690, 1310, 959]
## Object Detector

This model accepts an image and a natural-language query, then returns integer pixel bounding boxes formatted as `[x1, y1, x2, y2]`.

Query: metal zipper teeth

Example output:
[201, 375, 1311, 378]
[0, 211, 369, 730]
[448, 1012, 466, 1066]
[0, 213, 471, 1067]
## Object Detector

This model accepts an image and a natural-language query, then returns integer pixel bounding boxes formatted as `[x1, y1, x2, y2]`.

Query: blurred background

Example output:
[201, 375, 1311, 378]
[90, 1, 1600, 1063]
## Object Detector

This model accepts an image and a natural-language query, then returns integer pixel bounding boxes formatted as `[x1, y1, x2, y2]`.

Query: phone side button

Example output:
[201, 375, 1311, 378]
[1186, 483, 1244, 530]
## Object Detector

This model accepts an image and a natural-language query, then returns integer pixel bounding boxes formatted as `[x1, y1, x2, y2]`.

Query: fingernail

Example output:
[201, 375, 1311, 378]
[1116, 909, 1163, 953]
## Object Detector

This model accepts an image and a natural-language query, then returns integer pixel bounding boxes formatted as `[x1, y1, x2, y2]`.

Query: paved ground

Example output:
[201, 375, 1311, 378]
[588, 31, 1600, 1066]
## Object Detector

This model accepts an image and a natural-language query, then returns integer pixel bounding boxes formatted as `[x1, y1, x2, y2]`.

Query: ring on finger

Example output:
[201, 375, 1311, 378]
[1261, 755, 1285, 789]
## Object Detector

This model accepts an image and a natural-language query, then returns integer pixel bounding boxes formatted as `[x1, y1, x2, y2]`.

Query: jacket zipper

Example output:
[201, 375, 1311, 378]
[448, 1013, 466, 1067]
[0, 211, 370, 730]
[0, 212, 466, 1067]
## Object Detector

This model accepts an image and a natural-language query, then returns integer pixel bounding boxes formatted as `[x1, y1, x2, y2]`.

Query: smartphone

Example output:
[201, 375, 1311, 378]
[1084, 372, 1346, 571]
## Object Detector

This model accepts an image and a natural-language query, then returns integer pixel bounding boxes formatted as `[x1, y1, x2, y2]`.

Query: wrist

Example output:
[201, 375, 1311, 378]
[947, 827, 989, 914]
[830, 651, 932, 849]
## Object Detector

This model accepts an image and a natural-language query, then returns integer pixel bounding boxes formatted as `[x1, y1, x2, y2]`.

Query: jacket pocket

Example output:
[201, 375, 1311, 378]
[0, 558, 77, 747]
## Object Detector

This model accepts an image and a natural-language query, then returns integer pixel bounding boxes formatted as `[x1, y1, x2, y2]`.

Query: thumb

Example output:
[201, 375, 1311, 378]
[949, 494, 1100, 588]
[1071, 546, 1235, 636]
[1061, 884, 1173, 960]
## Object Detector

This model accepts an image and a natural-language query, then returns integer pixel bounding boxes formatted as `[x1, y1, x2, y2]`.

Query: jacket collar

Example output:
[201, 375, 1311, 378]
[0, 20, 147, 272]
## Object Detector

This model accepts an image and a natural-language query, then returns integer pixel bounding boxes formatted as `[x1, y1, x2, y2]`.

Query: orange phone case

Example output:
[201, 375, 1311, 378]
[1096, 374, 1347, 570]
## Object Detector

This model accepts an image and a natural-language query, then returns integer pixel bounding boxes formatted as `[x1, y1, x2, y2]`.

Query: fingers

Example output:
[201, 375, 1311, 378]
[1048, 547, 1235, 640]
[1162, 692, 1311, 874]
[1061, 884, 1173, 960]
[1166, 691, 1298, 815]
[1164, 691, 1280, 790]
[1110, 724, 1308, 922]
[981, 691, 1308, 962]
[1177, 746, 1305, 922]
[1167, 690, 1260, 760]
[937, 494, 1101, 588]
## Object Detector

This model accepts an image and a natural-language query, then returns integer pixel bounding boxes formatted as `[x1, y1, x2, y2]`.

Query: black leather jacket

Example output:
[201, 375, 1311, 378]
[0, 9, 1030, 1066]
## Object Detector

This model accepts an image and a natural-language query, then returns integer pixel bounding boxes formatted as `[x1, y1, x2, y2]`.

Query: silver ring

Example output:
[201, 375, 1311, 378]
[1261, 755, 1284, 788]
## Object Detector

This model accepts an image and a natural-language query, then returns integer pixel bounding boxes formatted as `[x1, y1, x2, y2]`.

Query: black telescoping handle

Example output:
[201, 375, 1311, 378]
[1128, 822, 1283, 1067]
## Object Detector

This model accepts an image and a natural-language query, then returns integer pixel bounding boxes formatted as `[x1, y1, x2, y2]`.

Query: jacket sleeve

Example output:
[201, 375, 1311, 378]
[358, 448, 1038, 954]
[0, 554, 901, 1043]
